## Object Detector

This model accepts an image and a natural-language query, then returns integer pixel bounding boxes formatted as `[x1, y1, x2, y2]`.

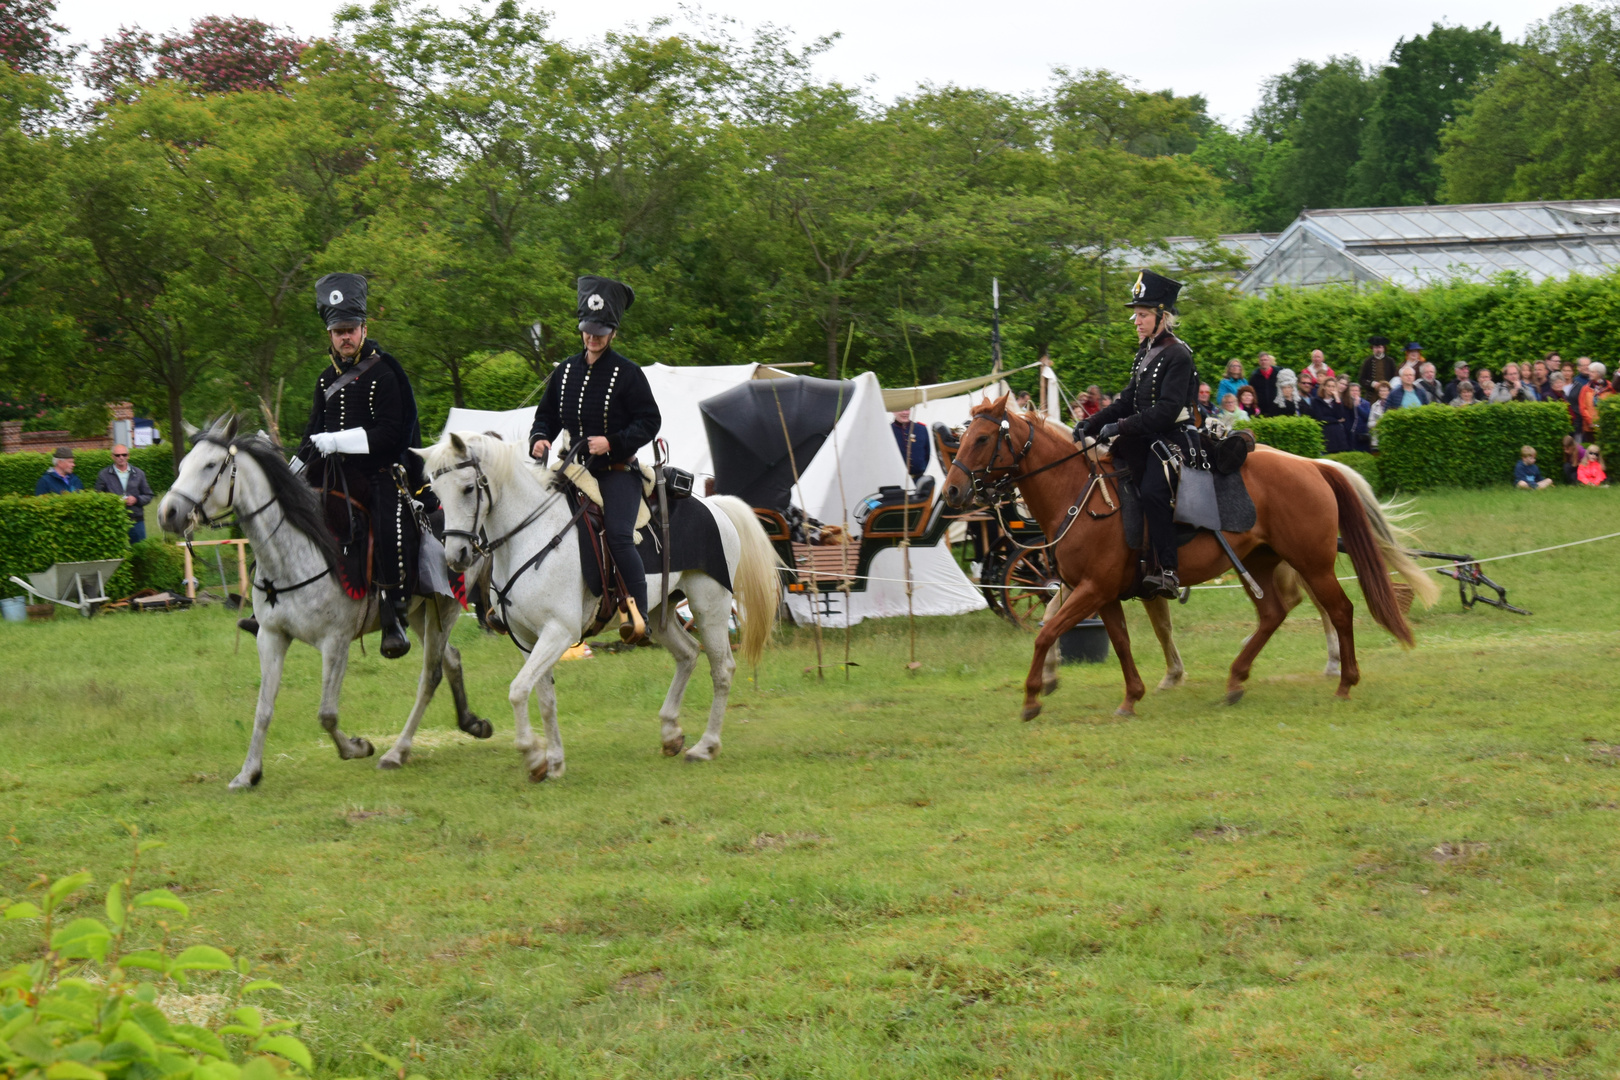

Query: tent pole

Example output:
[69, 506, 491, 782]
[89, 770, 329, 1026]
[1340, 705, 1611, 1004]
[897, 288, 923, 673]
[769, 381, 824, 680]
[827, 365, 856, 681]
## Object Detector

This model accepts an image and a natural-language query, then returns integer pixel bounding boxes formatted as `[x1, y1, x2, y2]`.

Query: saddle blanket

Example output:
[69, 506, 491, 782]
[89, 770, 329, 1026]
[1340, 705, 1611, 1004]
[572, 493, 734, 600]
[1120, 467, 1256, 550]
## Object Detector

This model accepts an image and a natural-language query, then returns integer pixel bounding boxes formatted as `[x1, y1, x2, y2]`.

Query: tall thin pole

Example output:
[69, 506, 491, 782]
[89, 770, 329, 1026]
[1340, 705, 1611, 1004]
[991, 277, 1003, 374]
[769, 380, 823, 680]
[898, 289, 922, 672]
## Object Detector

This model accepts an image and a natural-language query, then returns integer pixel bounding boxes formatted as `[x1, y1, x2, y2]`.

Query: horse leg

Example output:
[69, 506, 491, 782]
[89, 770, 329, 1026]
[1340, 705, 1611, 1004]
[1223, 556, 1287, 706]
[1141, 596, 1185, 689]
[1302, 581, 1341, 678]
[509, 623, 576, 781]
[379, 600, 445, 770]
[683, 578, 735, 763]
[1040, 586, 1066, 696]
[318, 634, 374, 760]
[644, 597, 700, 757]
[1021, 582, 1105, 721]
[1097, 600, 1148, 716]
[230, 627, 290, 790]
[1300, 568, 1359, 698]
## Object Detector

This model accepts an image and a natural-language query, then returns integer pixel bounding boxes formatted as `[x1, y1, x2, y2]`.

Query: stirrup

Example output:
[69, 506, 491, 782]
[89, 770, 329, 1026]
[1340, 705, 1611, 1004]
[619, 598, 647, 644]
[1143, 569, 1181, 600]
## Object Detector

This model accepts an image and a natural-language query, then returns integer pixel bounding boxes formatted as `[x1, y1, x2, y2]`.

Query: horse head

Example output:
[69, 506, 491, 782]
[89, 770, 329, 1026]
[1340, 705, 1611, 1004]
[418, 431, 493, 573]
[943, 394, 1019, 509]
[159, 415, 240, 533]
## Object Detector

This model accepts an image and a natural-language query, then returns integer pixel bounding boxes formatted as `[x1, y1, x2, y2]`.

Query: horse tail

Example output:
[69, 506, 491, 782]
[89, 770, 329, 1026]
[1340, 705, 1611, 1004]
[1317, 460, 1441, 610]
[707, 495, 782, 667]
[1318, 464, 1414, 646]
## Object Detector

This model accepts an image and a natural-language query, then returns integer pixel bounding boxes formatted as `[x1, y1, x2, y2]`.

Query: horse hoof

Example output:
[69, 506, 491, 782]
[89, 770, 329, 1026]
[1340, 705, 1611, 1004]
[462, 715, 494, 739]
[1021, 703, 1042, 722]
[378, 749, 407, 769]
[1334, 688, 1352, 700]
[227, 771, 260, 791]
[1224, 689, 1245, 706]
[662, 734, 686, 757]
[1042, 678, 1060, 697]
[354, 738, 375, 759]
[528, 761, 550, 782]
[1114, 705, 1136, 717]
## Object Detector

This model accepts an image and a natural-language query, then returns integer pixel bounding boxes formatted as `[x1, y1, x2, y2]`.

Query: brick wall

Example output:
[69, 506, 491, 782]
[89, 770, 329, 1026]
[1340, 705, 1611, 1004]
[0, 402, 134, 455]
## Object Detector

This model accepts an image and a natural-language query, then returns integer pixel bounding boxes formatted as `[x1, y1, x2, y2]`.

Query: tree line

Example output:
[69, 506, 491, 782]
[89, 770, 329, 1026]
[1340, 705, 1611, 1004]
[2, 0, 1619, 461]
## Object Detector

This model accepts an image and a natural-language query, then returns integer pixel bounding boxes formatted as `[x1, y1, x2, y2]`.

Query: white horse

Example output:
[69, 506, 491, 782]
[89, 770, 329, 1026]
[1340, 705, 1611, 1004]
[158, 418, 492, 790]
[419, 432, 780, 780]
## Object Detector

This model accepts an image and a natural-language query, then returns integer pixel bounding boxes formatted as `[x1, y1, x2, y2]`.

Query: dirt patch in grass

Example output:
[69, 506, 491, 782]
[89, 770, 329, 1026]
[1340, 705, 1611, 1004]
[613, 969, 666, 994]
[1428, 840, 1489, 863]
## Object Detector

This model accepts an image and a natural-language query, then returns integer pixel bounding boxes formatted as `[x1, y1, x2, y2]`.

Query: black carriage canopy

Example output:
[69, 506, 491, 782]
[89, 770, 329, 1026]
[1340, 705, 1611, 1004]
[699, 377, 854, 510]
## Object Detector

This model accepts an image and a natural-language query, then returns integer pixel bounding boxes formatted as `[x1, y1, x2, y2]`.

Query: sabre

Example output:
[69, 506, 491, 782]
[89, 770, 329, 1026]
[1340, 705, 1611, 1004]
[655, 438, 672, 630]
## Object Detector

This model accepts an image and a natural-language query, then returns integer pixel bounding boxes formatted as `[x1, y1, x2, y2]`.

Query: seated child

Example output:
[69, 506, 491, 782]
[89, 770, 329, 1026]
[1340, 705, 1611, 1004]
[1514, 446, 1553, 490]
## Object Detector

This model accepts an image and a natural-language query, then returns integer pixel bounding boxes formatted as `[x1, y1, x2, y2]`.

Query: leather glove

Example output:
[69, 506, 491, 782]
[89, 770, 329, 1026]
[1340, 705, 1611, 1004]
[1071, 423, 1087, 444]
[1099, 422, 1120, 441]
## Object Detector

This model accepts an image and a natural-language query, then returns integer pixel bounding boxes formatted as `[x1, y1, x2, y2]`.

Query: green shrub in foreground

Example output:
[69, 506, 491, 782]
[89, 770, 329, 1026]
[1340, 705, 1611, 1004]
[124, 538, 187, 595]
[1235, 415, 1325, 458]
[0, 826, 317, 1080]
[1377, 402, 1569, 490]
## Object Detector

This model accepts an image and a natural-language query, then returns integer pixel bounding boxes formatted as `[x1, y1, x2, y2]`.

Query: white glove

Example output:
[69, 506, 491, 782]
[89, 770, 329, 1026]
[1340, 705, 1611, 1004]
[310, 428, 368, 456]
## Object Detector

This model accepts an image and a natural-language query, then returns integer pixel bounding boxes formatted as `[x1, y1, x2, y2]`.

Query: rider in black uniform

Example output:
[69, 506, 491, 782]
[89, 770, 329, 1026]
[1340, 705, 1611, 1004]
[293, 273, 423, 659]
[1076, 270, 1199, 600]
[528, 276, 662, 642]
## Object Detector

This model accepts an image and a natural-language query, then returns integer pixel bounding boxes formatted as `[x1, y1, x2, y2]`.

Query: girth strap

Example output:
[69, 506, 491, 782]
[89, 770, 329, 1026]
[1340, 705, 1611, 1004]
[492, 501, 591, 656]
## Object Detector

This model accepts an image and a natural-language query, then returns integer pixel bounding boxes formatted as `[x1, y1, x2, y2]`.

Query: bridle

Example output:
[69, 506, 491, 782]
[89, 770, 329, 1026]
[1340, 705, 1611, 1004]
[432, 444, 577, 562]
[167, 440, 275, 534]
[950, 411, 1125, 554]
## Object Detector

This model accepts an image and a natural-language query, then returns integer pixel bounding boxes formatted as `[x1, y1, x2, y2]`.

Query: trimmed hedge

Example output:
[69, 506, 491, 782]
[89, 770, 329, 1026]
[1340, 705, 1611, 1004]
[1236, 415, 1326, 459]
[0, 445, 175, 497]
[0, 492, 131, 599]
[1323, 451, 1380, 491]
[123, 536, 186, 594]
[1375, 402, 1569, 491]
[1598, 395, 1620, 467]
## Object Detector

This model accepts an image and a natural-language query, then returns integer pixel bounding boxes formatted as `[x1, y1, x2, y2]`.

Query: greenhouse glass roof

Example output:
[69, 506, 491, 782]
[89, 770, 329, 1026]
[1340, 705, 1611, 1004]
[1237, 200, 1620, 294]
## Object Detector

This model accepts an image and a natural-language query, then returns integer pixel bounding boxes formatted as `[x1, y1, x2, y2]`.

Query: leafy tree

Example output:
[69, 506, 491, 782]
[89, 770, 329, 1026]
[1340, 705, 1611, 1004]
[1349, 23, 1515, 205]
[0, 0, 74, 76]
[1439, 3, 1620, 202]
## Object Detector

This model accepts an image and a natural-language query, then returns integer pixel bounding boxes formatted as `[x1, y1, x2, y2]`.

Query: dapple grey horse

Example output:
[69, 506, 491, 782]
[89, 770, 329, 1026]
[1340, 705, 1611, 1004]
[159, 418, 491, 789]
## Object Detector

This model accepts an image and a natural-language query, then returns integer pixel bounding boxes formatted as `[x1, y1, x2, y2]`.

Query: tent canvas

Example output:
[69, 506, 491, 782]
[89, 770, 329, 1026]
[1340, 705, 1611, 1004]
[699, 376, 852, 510]
[443, 365, 990, 626]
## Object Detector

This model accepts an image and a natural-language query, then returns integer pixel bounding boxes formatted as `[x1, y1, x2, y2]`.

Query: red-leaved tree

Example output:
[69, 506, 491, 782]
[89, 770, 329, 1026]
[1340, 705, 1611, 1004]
[0, 0, 74, 75]
[86, 16, 308, 99]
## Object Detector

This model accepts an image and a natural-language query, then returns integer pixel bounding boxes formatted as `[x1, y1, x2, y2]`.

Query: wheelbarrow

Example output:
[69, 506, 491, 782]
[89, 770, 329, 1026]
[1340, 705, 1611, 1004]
[7, 558, 125, 618]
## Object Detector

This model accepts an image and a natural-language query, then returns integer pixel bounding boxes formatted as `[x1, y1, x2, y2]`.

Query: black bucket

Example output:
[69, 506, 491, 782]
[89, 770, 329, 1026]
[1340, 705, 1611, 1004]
[1058, 618, 1110, 664]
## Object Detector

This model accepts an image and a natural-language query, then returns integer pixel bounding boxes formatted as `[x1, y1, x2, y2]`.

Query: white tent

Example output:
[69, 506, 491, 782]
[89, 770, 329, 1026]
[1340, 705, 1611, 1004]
[443, 365, 989, 626]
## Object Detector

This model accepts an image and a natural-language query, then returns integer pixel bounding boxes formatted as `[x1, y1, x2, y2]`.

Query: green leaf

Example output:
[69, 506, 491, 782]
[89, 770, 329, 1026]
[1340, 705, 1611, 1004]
[47, 872, 94, 906]
[137, 840, 166, 854]
[238, 1060, 281, 1080]
[169, 1024, 228, 1060]
[361, 1041, 404, 1070]
[117, 950, 170, 974]
[240, 980, 282, 994]
[114, 1019, 159, 1061]
[44, 1063, 107, 1080]
[104, 881, 125, 930]
[231, 1006, 263, 1030]
[6, 901, 43, 920]
[50, 918, 113, 962]
[254, 1035, 313, 1073]
[130, 1001, 175, 1042]
[192, 1061, 243, 1080]
[170, 945, 231, 972]
[134, 890, 190, 918]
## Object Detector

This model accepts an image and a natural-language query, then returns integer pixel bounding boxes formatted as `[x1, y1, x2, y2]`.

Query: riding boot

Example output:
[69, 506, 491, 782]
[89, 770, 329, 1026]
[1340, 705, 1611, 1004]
[379, 590, 411, 659]
[237, 617, 259, 636]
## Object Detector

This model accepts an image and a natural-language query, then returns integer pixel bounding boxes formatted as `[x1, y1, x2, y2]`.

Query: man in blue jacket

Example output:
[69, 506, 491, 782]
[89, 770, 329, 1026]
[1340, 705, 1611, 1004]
[890, 408, 929, 481]
[34, 448, 84, 495]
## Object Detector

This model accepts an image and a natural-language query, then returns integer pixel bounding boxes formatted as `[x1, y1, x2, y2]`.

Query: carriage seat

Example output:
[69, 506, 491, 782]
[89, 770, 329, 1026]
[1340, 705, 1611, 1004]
[856, 476, 936, 540]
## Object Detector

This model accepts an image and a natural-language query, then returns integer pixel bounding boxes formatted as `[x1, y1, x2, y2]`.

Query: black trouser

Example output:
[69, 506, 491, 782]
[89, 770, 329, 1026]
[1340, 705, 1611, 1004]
[367, 471, 417, 603]
[1113, 433, 1178, 573]
[596, 468, 648, 617]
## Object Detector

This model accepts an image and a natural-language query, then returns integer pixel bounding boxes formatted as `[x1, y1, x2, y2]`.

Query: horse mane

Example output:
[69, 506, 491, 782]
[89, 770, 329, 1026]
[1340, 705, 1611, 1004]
[201, 432, 339, 567]
[420, 431, 535, 495]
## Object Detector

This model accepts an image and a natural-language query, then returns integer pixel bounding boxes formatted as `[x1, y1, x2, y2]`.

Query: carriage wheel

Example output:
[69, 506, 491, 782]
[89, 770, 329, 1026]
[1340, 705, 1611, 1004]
[999, 548, 1060, 630]
[977, 545, 1009, 616]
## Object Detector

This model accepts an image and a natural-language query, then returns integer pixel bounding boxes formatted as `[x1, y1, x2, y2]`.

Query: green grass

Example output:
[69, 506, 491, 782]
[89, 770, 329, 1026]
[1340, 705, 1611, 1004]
[3, 486, 1619, 1079]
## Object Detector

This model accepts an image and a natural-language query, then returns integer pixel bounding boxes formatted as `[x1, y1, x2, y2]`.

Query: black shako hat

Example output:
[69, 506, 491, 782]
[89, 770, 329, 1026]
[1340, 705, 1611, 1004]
[1124, 269, 1183, 312]
[577, 275, 634, 336]
[315, 273, 368, 330]
[1368, 336, 1390, 347]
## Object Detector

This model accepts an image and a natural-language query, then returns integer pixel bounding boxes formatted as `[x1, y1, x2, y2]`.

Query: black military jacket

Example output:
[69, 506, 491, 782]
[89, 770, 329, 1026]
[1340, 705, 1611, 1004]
[1087, 331, 1198, 440]
[529, 348, 661, 467]
[296, 340, 420, 477]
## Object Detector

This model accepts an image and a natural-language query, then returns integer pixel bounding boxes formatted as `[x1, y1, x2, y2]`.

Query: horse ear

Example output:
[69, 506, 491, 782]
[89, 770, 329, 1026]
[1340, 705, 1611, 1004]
[989, 392, 1010, 416]
[450, 432, 468, 456]
[223, 414, 239, 441]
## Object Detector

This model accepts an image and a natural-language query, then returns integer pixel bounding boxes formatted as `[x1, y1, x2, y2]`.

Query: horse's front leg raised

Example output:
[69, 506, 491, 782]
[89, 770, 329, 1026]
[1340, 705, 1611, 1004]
[319, 634, 374, 760]
[509, 622, 576, 781]
[1022, 583, 1106, 721]
[231, 627, 290, 790]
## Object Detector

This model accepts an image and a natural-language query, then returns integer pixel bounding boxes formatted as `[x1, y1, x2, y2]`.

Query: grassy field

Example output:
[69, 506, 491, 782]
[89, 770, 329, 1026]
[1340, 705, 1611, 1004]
[3, 486, 1619, 1079]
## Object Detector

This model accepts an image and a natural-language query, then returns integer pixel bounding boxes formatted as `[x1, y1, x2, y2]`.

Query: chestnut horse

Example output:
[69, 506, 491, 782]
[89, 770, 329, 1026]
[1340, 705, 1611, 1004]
[943, 396, 1437, 719]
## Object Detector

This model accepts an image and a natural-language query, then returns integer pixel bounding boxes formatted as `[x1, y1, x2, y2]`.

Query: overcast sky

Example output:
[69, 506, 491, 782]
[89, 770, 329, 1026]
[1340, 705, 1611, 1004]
[52, 0, 1569, 122]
